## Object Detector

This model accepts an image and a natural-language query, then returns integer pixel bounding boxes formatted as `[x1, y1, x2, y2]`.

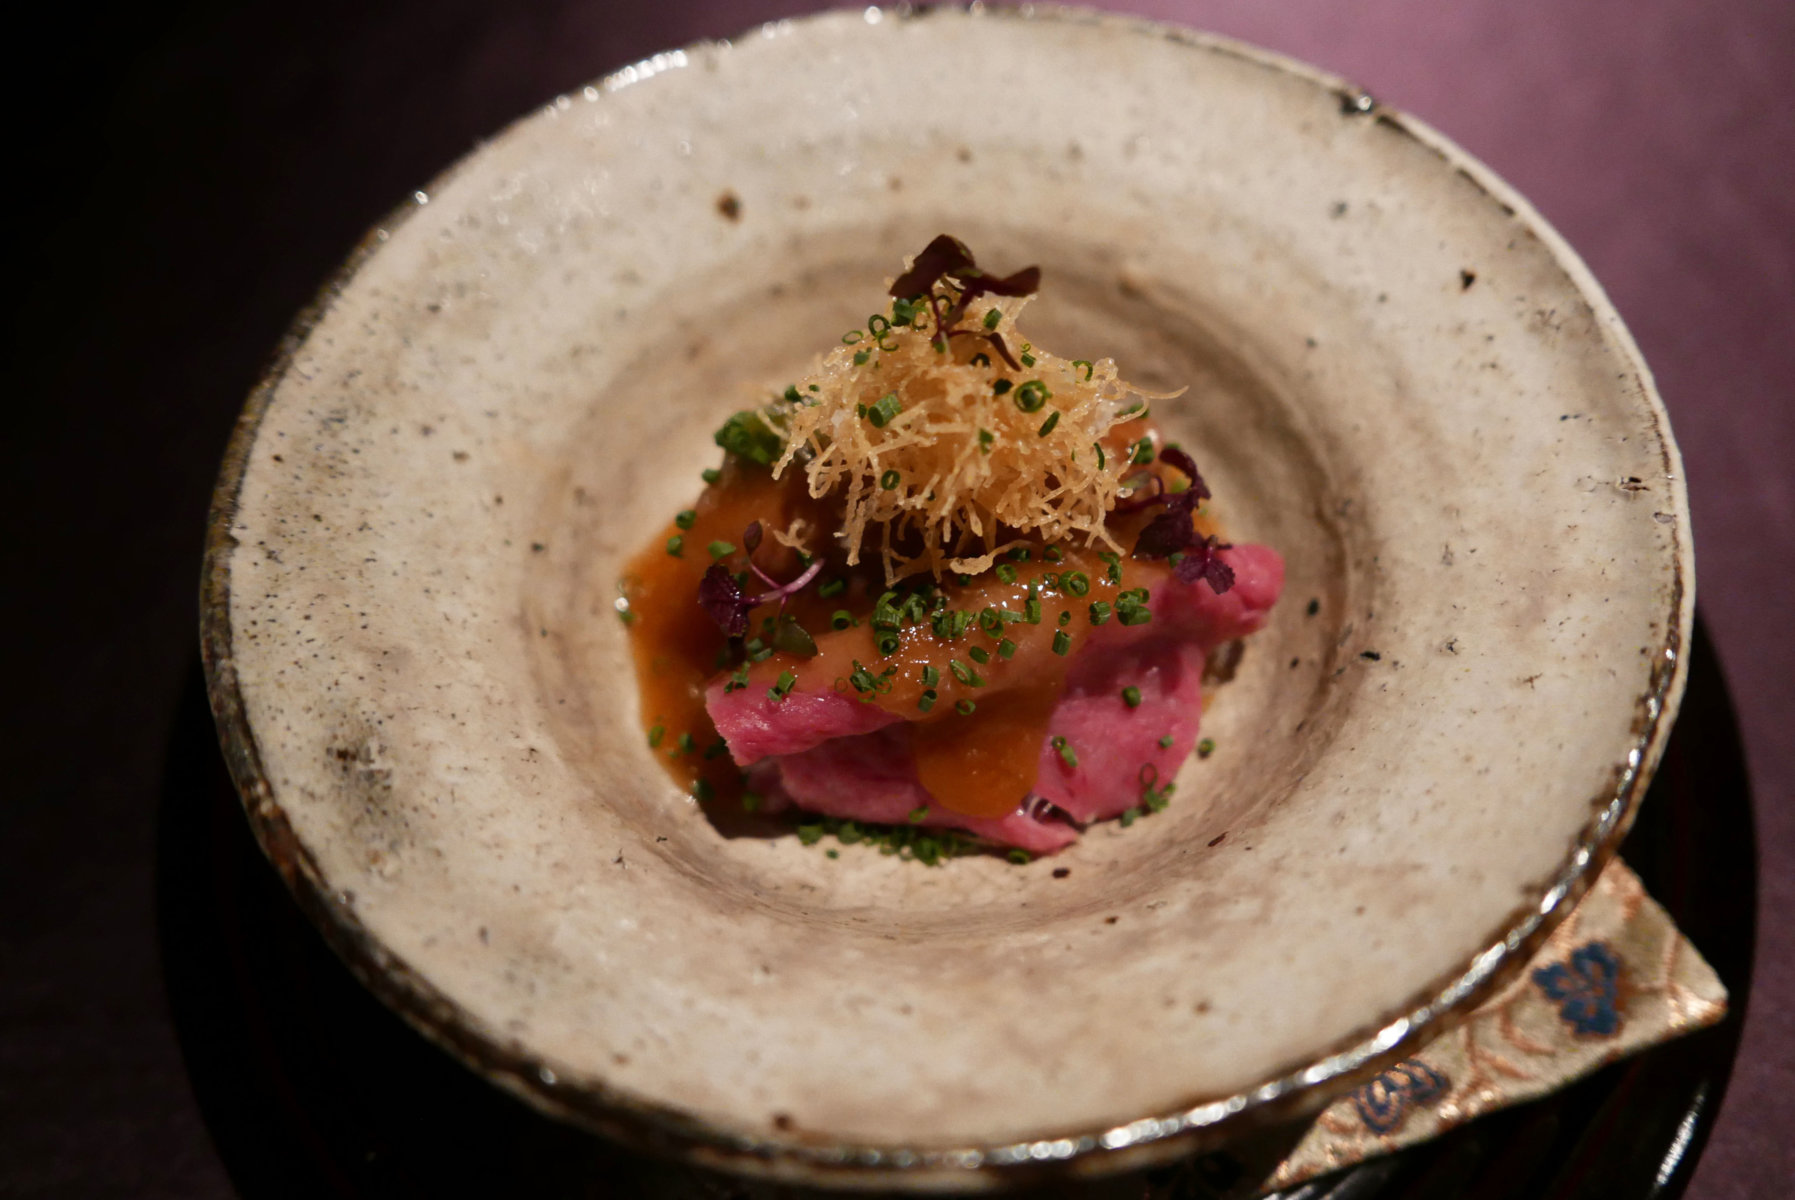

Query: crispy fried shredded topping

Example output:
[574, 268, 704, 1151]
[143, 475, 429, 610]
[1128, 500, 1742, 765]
[743, 238, 1180, 583]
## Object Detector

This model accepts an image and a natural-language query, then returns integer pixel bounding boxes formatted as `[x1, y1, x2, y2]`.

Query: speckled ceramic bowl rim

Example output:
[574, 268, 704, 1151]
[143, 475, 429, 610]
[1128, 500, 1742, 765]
[199, 5, 1691, 1186]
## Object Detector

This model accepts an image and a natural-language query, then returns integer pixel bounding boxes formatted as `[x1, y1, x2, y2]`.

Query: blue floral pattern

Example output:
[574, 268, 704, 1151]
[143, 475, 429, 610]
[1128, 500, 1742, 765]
[1532, 940, 1623, 1036]
[1352, 1059, 1449, 1134]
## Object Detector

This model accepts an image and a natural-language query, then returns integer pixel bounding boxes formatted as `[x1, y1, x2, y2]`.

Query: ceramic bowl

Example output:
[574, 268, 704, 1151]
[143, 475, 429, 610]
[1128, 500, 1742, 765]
[201, 7, 1691, 1188]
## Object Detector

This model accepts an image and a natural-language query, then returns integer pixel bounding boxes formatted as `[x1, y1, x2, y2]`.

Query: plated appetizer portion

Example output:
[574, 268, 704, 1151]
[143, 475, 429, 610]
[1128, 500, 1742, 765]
[619, 237, 1282, 855]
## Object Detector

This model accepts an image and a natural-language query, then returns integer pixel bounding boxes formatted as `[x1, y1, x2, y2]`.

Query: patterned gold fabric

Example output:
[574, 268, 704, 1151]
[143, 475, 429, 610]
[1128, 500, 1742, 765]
[1264, 859, 1727, 1191]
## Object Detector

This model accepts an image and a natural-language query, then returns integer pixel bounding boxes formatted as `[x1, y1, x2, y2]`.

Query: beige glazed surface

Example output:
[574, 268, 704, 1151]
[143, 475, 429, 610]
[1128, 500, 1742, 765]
[202, 8, 1691, 1187]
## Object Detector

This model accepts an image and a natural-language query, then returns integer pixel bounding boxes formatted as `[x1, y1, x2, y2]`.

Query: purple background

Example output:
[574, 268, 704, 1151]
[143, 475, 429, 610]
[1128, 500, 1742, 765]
[5, 1, 1789, 1195]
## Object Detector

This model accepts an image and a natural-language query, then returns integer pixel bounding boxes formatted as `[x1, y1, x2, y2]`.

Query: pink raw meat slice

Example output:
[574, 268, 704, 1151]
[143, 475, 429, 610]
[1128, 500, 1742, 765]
[715, 543, 1284, 849]
[707, 687, 899, 765]
[1032, 640, 1209, 824]
[769, 726, 1078, 854]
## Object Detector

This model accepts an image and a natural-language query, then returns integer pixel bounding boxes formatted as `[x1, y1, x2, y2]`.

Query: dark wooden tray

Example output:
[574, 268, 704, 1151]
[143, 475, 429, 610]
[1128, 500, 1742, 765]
[157, 617, 1753, 1199]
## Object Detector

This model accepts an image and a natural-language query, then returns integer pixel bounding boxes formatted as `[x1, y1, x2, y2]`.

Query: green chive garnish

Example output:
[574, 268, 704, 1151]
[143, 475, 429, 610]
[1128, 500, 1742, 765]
[1122, 686, 1142, 708]
[968, 645, 989, 664]
[866, 392, 902, 427]
[921, 664, 940, 687]
[674, 509, 696, 530]
[992, 379, 1013, 396]
[1052, 736, 1078, 767]
[995, 563, 1017, 584]
[1038, 411, 1060, 437]
[998, 638, 1017, 660]
[1013, 380, 1050, 413]
[1088, 601, 1112, 625]
[1159, 735, 1175, 749]
[918, 689, 937, 712]
[701, 467, 721, 484]
[1062, 571, 1090, 597]
[818, 577, 845, 598]
[831, 610, 854, 630]
[647, 724, 664, 748]
[1072, 359, 1093, 381]
[978, 428, 994, 454]
[1052, 630, 1071, 656]
[880, 469, 901, 490]
[956, 699, 977, 715]
[1198, 738, 1216, 758]
[983, 307, 1002, 330]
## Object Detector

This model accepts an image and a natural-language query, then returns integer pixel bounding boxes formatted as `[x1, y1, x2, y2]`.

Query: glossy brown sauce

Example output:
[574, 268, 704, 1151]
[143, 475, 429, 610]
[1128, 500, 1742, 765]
[620, 436, 1217, 820]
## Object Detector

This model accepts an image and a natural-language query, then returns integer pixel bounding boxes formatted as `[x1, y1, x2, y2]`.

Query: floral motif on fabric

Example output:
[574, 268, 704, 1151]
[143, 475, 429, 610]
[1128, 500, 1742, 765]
[1532, 940, 1624, 1036]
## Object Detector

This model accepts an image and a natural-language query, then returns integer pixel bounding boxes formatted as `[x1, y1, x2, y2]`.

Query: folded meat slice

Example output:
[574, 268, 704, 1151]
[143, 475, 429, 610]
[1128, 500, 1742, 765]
[709, 543, 1283, 849]
[765, 726, 1080, 854]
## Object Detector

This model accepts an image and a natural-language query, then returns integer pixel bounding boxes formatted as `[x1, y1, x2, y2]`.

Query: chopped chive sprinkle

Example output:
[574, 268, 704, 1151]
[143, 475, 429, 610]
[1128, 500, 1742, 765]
[674, 509, 697, 530]
[1024, 597, 1042, 624]
[691, 778, 715, 802]
[665, 535, 683, 556]
[1099, 551, 1123, 583]
[701, 467, 721, 484]
[978, 428, 995, 454]
[768, 670, 797, 701]
[675, 731, 695, 756]
[1052, 630, 1071, 656]
[949, 660, 984, 687]
[866, 392, 902, 427]
[742, 791, 762, 812]
[1122, 686, 1142, 708]
[1044, 546, 1064, 562]
[1020, 344, 1036, 367]
[853, 349, 870, 366]
[970, 352, 991, 367]
[1008, 848, 1032, 864]
[831, 610, 854, 630]
[1088, 601, 1112, 625]
[995, 563, 1017, 584]
[918, 689, 937, 712]
[978, 607, 1004, 635]
[819, 577, 845, 598]
[703, 737, 730, 760]
[1058, 610, 1072, 627]
[1120, 808, 1138, 827]
[1052, 736, 1079, 767]
[1131, 438, 1155, 465]
[956, 699, 977, 715]
[1198, 738, 1216, 758]
[1038, 411, 1060, 437]
[880, 469, 901, 490]
[968, 645, 990, 664]
[1061, 570, 1090, 597]
[992, 378, 1013, 396]
[908, 806, 930, 824]
[1159, 735, 1175, 749]
[647, 724, 664, 748]
[707, 540, 734, 559]
[983, 307, 1002, 329]
[1094, 443, 1106, 470]
[1072, 359, 1093, 381]
[876, 633, 900, 655]
[1013, 380, 1051, 413]
[842, 330, 863, 344]
[921, 664, 940, 687]
[998, 638, 1017, 659]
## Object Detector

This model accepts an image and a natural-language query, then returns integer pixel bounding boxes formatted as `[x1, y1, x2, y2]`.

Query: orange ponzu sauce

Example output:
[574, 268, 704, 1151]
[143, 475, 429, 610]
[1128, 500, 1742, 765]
[620, 433, 1214, 820]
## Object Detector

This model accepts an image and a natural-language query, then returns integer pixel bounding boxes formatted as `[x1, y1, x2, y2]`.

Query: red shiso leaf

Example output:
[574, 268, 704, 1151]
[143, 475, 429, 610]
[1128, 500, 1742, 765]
[699, 563, 751, 637]
[1132, 492, 1200, 558]
[1171, 535, 1236, 594]
[890, 234, 975, 299]
[1156, 445, 1212, 503]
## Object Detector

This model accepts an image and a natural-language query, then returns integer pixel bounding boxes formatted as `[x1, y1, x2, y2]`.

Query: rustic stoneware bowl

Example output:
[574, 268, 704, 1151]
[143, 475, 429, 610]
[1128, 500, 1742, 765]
[201, 7, 1692, 1189]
